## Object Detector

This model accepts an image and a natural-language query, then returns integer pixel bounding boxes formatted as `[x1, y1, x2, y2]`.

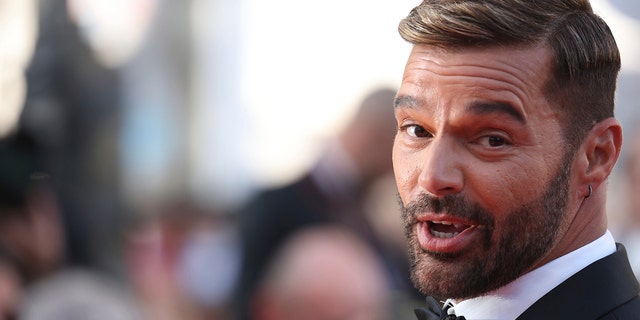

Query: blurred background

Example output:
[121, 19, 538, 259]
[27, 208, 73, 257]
[0, 0, 638, 319]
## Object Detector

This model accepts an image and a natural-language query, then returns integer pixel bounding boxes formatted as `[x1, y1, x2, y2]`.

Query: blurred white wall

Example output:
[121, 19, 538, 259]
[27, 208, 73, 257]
[591, 0, 640, 132]
[188, 0, 416, 209]
[0, 0, 38, 138]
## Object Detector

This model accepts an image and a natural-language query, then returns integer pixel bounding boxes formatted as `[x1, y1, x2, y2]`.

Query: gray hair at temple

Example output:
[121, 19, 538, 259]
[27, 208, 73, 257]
[398, 0, 621, 149]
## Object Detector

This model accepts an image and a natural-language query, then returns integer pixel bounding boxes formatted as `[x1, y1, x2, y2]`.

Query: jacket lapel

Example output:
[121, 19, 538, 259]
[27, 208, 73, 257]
[518, 244, 640, 319]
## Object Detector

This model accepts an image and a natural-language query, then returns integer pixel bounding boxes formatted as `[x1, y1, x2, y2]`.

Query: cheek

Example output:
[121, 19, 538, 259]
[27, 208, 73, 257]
[471, 165, 547, 215]
[391, 142, 402, 180]
[392, 147, 415, 201]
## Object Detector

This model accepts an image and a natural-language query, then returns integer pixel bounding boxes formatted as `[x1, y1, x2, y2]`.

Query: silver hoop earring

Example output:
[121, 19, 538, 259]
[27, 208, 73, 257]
[585, 185, 592, 198]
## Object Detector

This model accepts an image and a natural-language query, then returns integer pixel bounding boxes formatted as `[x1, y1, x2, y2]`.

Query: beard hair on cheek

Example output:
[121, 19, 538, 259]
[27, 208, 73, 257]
[399, 153, 571, 300]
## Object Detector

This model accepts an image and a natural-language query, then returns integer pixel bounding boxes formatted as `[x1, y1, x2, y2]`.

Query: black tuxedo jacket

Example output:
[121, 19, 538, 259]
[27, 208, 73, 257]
[518, 244, 640, 319]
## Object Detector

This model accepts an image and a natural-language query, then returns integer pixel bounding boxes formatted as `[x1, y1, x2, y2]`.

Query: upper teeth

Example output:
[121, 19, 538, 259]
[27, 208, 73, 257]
[433, 221, 463, 228]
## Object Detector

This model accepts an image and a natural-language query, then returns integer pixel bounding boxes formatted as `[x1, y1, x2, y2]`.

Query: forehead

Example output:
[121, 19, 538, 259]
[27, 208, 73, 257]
[397, 44, 554, 118]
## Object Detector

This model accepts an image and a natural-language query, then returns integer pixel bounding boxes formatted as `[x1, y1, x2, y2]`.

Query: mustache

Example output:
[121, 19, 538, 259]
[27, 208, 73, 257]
[400, 193, 494, 227]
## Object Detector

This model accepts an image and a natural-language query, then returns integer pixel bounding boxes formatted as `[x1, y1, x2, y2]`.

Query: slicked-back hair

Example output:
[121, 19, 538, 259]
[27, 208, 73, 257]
[398, 0, 621, 149]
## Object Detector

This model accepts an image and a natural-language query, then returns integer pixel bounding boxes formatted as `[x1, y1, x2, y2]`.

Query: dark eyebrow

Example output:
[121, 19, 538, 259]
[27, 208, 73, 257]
[394, 95, 420, 109]
[467, 101, 525, 124]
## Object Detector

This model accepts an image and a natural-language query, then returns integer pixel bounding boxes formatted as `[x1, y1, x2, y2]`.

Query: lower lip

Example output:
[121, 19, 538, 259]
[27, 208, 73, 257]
[416, 222, 479, 253]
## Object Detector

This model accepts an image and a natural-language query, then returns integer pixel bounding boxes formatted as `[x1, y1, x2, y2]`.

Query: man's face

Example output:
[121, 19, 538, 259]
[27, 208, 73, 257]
[393, 44, 574, 299]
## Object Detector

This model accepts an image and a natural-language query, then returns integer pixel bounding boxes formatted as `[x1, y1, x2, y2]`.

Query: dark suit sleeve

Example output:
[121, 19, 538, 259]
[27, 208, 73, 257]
[232, 179, 330, 320]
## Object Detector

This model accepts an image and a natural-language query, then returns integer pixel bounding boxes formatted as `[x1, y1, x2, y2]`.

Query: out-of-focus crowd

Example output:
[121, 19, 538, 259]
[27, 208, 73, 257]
[1, 0, 639, 320]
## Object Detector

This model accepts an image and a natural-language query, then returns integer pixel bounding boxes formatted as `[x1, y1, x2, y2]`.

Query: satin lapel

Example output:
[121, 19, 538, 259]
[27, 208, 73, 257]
[518, 244, 640, 320]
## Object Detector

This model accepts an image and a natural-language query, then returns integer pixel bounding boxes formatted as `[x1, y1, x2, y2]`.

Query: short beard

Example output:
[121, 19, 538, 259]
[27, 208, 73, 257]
[401, 153, 572, 300]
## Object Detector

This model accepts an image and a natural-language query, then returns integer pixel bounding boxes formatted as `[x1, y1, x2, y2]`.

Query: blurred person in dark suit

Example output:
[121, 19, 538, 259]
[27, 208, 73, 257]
[0, 132, 65, 285]
[0, 131, 141, 320]
[0, 135, 41, 318]
[234, 87, 420, 320]
[21, 0, 125, 273]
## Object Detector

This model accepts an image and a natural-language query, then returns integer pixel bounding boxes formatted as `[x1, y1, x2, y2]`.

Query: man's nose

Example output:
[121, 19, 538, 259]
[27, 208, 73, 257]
[417, 136, 464, 197]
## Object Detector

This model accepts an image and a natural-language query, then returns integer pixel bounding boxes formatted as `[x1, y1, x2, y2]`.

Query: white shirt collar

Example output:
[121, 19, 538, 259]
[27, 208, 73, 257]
[450, 230, 617, 320]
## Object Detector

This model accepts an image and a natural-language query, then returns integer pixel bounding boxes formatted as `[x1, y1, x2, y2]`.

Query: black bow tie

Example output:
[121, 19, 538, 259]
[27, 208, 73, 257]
[414, 296, 466, 320]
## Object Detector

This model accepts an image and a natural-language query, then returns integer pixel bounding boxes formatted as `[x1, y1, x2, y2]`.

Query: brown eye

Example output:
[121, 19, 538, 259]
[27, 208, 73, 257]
[407, 125, 431, 138]
[487, 136, 506, 147]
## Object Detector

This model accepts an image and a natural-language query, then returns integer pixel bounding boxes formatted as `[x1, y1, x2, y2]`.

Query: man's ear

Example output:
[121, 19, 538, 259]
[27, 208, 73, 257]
[578, 118, 623, 188]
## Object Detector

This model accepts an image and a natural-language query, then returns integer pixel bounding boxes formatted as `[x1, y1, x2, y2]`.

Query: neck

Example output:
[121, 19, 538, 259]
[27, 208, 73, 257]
[529, 189, 608, 272]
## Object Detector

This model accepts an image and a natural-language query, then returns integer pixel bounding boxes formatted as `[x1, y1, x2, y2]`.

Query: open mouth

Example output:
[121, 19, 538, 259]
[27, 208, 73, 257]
[415, 214, 483, 253]
[428, 220, 474, 239]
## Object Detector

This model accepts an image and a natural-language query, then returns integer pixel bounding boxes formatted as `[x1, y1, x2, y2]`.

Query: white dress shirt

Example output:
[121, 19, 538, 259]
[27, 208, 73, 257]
[450, 230, 617, 320]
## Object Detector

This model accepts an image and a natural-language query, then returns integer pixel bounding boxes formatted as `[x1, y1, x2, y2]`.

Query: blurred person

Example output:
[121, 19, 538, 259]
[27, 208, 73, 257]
[19, 268, 141, 320]
[250, 226, 392, 320]
[125, 200, 240, 320]
[610, 128, 640, 280]
[0, 130, 141, 320]
[0, 131, 65, 285]
[234, 87, 419, 320]
[0, 0, 151, 318]
[22, 0, 126, 274]
[0, 250, 23, 320]
[393, 0, 640, 319]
